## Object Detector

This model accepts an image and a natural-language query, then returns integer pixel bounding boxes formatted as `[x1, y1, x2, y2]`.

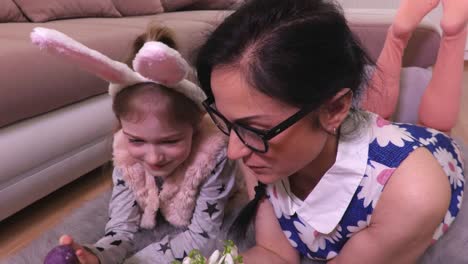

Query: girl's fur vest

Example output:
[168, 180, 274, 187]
[112, 119, 229, 229]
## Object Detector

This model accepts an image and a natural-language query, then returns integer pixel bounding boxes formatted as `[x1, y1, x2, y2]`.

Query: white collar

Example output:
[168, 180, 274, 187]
[273, 124, 370, 234]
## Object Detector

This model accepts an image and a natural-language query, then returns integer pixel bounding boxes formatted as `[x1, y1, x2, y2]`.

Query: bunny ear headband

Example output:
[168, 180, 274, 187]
[30, 27, 206, 107]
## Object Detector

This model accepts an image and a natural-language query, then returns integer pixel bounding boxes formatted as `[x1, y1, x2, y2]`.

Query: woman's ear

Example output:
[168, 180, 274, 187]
[318, 88, 353, 134]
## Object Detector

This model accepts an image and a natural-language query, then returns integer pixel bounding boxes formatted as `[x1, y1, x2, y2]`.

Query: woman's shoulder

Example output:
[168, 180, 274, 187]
[359, 146, 452, 260]
[372, 146, 451, 226]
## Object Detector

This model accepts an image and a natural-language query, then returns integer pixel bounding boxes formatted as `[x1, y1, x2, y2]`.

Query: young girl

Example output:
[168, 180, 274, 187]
[31, 25, 240, 264]
[195, 0, 466, 263]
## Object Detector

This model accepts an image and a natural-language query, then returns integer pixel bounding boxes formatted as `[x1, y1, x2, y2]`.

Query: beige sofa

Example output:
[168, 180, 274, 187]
[0, 8, 441, 222]
[0, 9, 230, 222]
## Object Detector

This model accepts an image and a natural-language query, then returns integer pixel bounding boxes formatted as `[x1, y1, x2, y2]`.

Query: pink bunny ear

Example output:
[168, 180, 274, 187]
[134, 41, 207, 105]
[30, 27, 145, 86]
[133, 41, 189, 86]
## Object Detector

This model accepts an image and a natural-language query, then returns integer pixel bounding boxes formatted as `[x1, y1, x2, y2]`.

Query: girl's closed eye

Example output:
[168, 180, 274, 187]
[161, 138, 181, 145]
[128, 138, 145, 145]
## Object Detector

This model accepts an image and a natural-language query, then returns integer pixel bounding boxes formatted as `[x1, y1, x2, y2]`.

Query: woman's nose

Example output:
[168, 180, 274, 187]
[227, 131, 252, 160]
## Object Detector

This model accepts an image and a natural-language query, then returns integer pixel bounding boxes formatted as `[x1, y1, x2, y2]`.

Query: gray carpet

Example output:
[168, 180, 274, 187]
[2, 190, 258, 264]
[3, 191, 112, 264]
[4, 141, 468, 264]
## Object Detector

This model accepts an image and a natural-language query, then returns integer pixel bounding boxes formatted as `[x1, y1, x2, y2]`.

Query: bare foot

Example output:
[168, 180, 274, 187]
[393, 0, 440, 38]
[441, 0, 468, 36]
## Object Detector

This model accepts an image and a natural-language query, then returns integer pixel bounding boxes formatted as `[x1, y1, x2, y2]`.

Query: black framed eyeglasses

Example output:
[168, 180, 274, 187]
[202, 97, 314, 153]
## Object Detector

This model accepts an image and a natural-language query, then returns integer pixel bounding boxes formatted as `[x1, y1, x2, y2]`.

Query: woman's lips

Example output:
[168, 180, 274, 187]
[246, 164, 269, 173]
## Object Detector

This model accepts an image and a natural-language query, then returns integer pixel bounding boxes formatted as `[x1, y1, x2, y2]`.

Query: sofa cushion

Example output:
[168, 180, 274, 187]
[51, 13, 223, 61]
[112, 0, 164, 16]
[161, 0, 239, 11]
[0, 10, 441, 129]
[189, 0, 240, 10]
[0, 0, 28, 22]
[13, 0, 121, 22]
[394, 67, 432, 124]
[0, 16, 217, 128]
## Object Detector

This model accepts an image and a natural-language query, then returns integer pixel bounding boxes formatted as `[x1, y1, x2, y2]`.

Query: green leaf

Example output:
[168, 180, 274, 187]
[223, 240, 235, 255]
[187, 249, 206, 264]
[234, 255, 243, 264]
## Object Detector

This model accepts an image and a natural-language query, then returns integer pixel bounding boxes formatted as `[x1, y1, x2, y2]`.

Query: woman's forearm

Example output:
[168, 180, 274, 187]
[242, 245, 292, 264]
[250, 200, 300, 264]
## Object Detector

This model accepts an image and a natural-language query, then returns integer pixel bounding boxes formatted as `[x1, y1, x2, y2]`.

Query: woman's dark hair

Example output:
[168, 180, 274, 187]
[229, 182, 268, 243]
[113, 24, 202, 129]
[196, 0, 374, 241]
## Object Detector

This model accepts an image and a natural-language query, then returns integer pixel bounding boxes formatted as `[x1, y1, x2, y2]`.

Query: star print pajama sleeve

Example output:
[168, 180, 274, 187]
[84, 158, 237, 264]
[123, 158, 237, 264]
[84, 167, 141, 264]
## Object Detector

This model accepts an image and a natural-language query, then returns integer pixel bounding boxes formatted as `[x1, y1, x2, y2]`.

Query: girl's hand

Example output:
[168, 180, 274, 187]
[59, 234, 100, 264]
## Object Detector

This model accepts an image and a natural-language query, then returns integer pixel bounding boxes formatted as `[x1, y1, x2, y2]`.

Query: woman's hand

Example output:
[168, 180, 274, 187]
[59, 234, 100, 264]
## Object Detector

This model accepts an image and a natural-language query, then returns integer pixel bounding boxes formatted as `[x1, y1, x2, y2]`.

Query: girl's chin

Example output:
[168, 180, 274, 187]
[144, 167, 173, 178]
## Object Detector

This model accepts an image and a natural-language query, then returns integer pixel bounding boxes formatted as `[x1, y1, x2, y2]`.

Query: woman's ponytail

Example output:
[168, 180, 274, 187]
[228, 182, 268, 242]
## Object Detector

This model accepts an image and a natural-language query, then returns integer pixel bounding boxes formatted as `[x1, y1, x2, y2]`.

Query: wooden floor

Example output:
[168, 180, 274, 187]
[1, 64, 468, 261]
[0, 165, 113, 260]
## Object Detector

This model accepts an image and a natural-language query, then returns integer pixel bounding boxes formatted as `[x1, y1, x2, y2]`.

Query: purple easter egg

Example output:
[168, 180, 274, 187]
[44, 245, 79, 264]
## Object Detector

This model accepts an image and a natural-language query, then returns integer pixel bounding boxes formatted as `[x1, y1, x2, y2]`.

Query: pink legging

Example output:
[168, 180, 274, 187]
[360, 0, 467, 134]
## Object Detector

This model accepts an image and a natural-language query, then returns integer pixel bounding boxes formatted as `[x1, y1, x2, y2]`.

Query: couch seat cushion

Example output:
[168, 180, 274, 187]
[0, 12, 222, 128]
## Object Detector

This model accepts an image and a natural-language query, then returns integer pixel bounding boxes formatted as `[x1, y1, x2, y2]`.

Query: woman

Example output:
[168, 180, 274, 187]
[195, 0, 466, 263]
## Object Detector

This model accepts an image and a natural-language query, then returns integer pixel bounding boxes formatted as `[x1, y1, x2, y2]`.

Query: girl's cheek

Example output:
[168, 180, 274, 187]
[127, 145, 146, 160]
[169, 145, 189, 160]
[172, 142, 192, 160]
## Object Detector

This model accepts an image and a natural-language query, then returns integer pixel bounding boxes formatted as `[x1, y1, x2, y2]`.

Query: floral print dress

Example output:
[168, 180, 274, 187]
[267, 113, 465, 261]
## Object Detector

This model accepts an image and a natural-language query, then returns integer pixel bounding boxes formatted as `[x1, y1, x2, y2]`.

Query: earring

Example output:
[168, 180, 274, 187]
[324, 125, 338, 135]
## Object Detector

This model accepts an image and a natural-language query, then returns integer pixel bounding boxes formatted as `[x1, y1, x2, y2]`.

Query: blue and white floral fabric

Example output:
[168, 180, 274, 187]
[267, 113, 465, 261]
